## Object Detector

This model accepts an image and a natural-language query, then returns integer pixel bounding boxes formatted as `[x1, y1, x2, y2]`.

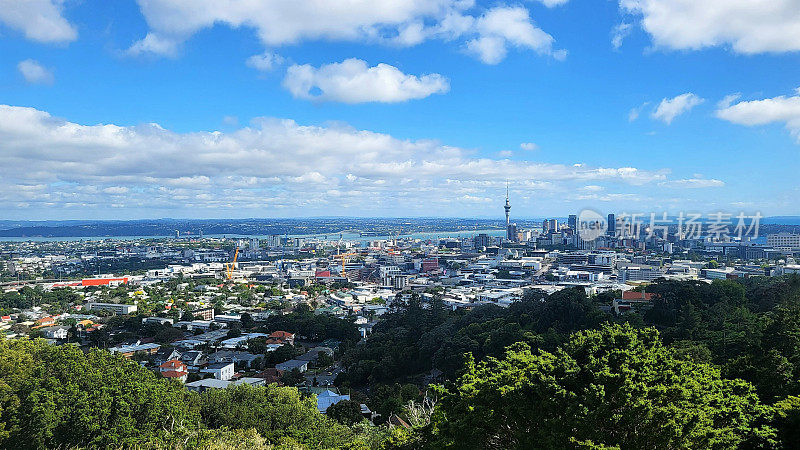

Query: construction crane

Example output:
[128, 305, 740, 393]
[333, 252, 357, 278]
[225, 247, 239, 280]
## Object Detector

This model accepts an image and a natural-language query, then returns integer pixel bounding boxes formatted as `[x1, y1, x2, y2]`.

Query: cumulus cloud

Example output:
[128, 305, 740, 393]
[0, 104, 680, 215]
[129, 0, 563, 64]
[520, 142, 539, 151]
[283, 59, 449, 103]
[621, 0, 800, 54]
[651, 93, 704, 124]
[466, 6, 563, 64]
[715, 89, 800, 142]
[0, 0, 77, 43]
[246, 52, 285, 72]
[17, 59, 54, 84]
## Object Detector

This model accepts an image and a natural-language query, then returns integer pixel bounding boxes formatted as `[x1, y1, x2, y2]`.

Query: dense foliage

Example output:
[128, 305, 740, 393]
[5, 275, 800, 448]
[260, 306, 361, 344]
[342, 287, 606, 387]
[0, 339, 385, 449]
[428, 324, 771, 449]
[0, 339, 197, 449]
[340, 275, 800, 439]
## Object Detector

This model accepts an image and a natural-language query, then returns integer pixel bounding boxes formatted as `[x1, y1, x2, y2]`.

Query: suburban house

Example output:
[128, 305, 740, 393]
[297, 346, 334, 364]
[108, 342, 161, 358]
[613, 291, 655, 314]
[255, 368, 283, 385]
[208, 350, 260, 369]
[317, 389, 350, 414]
[200, 361, 235, 381]
[186, 377, 265, 392]
[159, 359, 189, 383]
[41, 325, 69, 340]
[180, 350, 206, 371]
[154, 348, 182, 366]
[266, 330, 295, 346]
[275, 359, 308, 373]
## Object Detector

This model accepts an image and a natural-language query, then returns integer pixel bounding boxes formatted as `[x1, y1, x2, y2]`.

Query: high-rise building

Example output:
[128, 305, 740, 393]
[607, 214, 616, 235]
[568, 214, 577, 230]
[507, 223, 518, 242]
[474, 233, 491, 249]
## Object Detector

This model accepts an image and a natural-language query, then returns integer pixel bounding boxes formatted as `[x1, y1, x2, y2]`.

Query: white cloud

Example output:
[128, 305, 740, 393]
[621, 0, 800, 54]
[17, 59, 54, 84]
[466, 6, 563, 64]
[535, 0, 570, 6]
[651, 93, 704, 124]
[0, 0, 76, 43]
[127, 32, 180, 57]
[520, 142, 539, 151]
[283, 59, 449, 103]
[628, 102, 649, 122]
[715, 89, 800, 142]
[660, 178, 725, 188]
[0, 104, 678, 215]
[497, 150, 514, 157]
[611, 22, 632, 49]
[246, 52, 285, 72]
[129, 1, 562, 64]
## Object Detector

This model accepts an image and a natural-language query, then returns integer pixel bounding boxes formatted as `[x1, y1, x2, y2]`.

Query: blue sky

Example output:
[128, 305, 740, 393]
[1, 0, 799, 220]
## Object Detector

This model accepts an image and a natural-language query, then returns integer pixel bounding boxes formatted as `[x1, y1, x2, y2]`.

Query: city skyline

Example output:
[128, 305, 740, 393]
[1, 1, 800, 219]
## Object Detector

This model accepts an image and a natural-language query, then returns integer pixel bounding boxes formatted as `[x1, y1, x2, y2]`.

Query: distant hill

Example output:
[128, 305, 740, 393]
[0, 217, 516, 238]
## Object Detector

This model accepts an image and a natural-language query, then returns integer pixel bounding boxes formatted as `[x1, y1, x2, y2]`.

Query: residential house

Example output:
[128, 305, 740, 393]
[317, 389, 350, 414]
[208, 350, 261, 369]
[159, 360, 189, 383]
[613, 291, 655, 314]
[108, 342, 161, 358]
[186, 376, 264, 393]
[275, 359, 308, 373]
[254, 368, 283, 385]
[266, 330, 295, 346]
[41, 325, 69, 340]
[180, 350, 207, 371]
[200, 362, 235, 381]
[297, 346, 334, 364]
[154, 348, 182, 366]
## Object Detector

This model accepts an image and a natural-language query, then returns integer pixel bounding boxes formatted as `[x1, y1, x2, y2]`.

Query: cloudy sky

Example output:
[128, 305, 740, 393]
[0, 0, 799, 220]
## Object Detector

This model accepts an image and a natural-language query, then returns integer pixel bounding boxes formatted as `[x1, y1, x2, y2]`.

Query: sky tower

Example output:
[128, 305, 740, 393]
[504, 183, 517, 241]
[504, 183, 511, 228]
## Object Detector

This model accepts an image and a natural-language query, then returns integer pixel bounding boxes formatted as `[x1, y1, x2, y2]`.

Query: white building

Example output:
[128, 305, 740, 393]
[200, 362, 235, 381]
[618, 266, 664, 282]
[768, 233, 800, 249]
[85, 302, 137, 315]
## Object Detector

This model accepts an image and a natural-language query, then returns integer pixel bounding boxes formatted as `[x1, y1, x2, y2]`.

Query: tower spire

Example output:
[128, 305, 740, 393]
[504, 182, 511, 229]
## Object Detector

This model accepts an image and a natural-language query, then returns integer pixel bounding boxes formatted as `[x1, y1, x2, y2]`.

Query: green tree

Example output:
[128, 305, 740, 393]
[326, 399, 364, 426]
[429, 323, 771, 449]
[241, 312, 255, 330]
[0, 339, 199, 449]
[199, 384, 352, 448]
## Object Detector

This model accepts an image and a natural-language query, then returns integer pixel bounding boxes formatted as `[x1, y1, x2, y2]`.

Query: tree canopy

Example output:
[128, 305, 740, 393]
[429, 324, 771, 449]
